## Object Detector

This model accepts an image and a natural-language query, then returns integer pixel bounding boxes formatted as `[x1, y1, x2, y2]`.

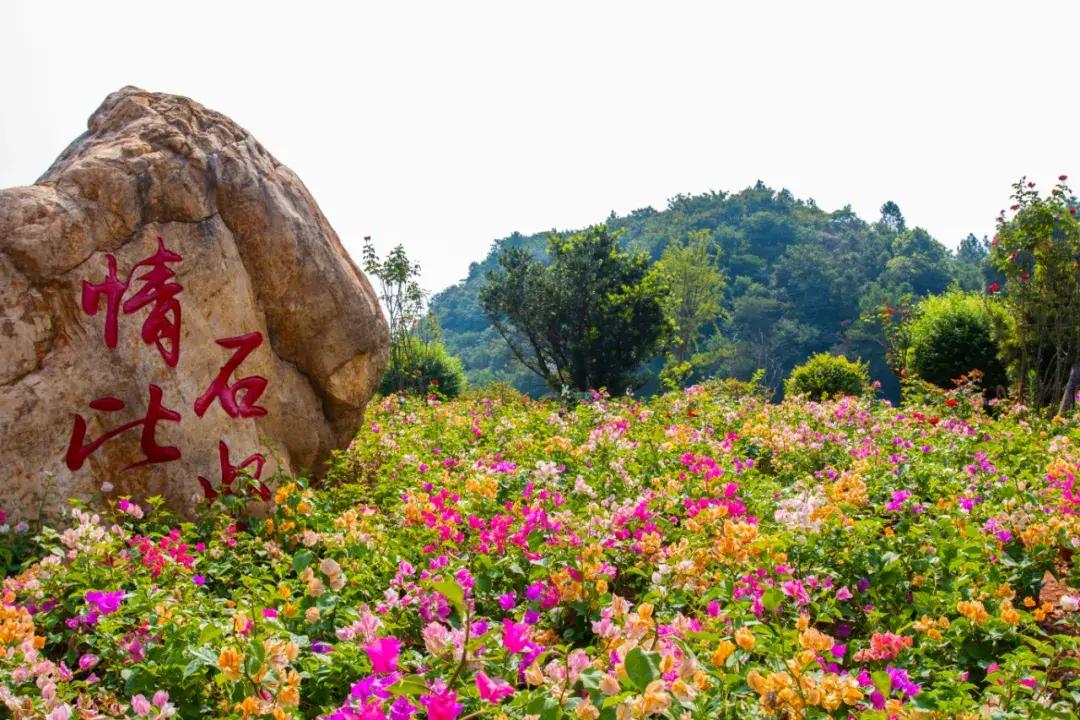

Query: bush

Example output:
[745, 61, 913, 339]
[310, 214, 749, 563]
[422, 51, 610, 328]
[907, 291, 1008, 391]
[784, 352, 870, 400]
[378, 338, 466, 398]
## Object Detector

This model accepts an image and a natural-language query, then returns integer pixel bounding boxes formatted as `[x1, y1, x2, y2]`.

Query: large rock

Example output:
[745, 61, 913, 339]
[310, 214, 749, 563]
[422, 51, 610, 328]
[0, 87, 388, 516]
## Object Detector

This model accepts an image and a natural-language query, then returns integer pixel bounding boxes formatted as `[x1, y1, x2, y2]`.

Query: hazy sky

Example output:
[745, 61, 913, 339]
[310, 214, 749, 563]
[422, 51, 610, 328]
[2, 1, 1077, 293]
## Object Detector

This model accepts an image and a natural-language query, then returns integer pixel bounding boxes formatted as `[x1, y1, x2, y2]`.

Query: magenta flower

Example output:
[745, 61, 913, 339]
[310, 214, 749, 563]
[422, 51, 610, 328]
[389, 695, 417, 720]
[502, 619, 531, 654]
[419, 684, 461, 720]
[475, 671, 514, 703]
[365, 636, 402, 673]
[85, 590, 124, 615]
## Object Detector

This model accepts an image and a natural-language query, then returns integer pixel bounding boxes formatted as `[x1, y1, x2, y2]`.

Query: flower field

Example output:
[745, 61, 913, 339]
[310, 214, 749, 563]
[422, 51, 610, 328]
[3, 382, 1080, 719]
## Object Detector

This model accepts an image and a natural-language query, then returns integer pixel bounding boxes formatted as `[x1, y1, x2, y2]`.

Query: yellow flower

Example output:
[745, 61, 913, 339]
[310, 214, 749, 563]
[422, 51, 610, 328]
[235, 696, 261, 719]
[218, 647, 245, 681]
[575, 699, 600, 720]
[999, 599, 1021, 625]
[735, 626, 756, 651]
[957, 599, 989, 624]
[711, 640, 736, 666]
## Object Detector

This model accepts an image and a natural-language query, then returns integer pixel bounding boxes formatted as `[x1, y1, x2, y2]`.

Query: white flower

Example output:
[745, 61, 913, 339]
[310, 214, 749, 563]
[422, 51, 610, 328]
[100, 482, 114, 494]
[1060, 595, 1080, 612]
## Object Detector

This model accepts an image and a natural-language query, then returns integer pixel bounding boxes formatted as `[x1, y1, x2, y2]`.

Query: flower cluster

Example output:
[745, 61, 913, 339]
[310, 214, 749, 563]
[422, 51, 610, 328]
[2, 382, 1080, 717]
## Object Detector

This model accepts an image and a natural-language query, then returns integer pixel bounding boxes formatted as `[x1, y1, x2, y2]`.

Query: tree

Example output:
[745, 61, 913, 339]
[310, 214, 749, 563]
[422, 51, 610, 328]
[784, 352, 870, 401]
[479, 225, 669, 394]
[989, 177, 1080, 412]
[363, 238, 464, 397]
[906, 290, 1008, 391]
[879, 201, 907, 233]
[653, 230, 726, 388]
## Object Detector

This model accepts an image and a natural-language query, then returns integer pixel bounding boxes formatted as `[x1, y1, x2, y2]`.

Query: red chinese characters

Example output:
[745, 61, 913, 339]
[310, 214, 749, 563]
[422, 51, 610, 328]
[70, 235, 271, 499]
[82, 237, 183, 367]
[194, 332, 269, 419]
[198, 441, 269, 502]
[65, 384, 181, 471]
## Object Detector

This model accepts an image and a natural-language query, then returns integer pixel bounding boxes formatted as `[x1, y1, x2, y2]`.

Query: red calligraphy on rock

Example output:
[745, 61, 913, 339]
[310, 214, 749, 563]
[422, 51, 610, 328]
[81, 237, 183, 367]
[198, 441, 269, 502]
[66, 384, 182, 471]
[194, 332, 268, 419]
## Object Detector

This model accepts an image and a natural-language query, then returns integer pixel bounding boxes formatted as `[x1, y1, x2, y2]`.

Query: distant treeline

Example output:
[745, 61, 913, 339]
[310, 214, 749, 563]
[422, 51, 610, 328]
[432, 182, 994, 401]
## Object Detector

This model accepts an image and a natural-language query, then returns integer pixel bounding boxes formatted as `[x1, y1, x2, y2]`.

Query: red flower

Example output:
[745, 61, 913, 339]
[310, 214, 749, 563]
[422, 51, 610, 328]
[929, 417, 940, 425]
[1020, 273, 1030, 281]
[1059, 175, 1068, 182]
[945, 399, 958, 407]
[988, 283, 1000, 293]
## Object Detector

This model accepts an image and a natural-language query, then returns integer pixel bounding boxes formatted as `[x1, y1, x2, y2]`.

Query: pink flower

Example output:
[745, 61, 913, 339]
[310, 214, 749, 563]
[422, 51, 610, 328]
[130, 694, 152, 717]
[475, 671, 514, 703]
[365, 636, 402, 674]
[419, 682, 461, 720]
[502, 619, 531, 654]
[85, 590, 124, 615]
[835, 586, 853, 601]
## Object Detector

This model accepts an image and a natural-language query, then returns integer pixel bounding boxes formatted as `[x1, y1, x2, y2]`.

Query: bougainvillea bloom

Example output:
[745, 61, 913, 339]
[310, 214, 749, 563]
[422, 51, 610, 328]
[84, 590, 124, 616]
[475, 671, 514, 703]
[364, 636, 402, 674]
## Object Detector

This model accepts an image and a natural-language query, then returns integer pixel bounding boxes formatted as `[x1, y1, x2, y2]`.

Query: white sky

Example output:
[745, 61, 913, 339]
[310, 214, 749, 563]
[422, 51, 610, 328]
[2, 1, 1077, 293]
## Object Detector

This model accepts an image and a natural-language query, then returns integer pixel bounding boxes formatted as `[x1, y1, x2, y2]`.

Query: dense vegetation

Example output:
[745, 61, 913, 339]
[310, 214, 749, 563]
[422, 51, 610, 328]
[433, 183, 991, 401]
[479, 225, 668, 394]
[4, 382, 1080, 718]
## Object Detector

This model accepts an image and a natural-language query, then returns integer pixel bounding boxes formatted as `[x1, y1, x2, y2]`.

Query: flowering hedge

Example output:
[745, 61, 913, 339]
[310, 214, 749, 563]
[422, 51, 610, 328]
[3, 381, 1080, 719]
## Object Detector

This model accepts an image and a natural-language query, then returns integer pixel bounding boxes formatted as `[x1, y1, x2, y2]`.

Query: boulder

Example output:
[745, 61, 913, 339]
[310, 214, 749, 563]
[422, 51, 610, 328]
[0, 87, 388, 516]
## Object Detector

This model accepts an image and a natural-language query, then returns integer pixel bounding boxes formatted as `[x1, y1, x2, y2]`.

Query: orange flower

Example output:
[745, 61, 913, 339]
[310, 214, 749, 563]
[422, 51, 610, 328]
[218, 647, 245, 681]
[735, 626, 756, 651]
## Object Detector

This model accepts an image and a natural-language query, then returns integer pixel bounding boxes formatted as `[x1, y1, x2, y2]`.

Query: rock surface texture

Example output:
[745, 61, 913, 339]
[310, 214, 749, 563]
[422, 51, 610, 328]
[0, 87, 388, 516]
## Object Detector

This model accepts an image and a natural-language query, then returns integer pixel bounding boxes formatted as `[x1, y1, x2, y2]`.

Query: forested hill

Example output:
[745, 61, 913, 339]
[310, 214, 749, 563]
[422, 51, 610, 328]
[431, 182, 992, 399]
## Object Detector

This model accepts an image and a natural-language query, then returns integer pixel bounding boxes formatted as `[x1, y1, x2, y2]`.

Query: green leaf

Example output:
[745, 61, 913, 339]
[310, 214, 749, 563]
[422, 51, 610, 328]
[292, 549, 314, 573]
[624, 647, 660, 691]
[762, 587, 783, 612]
[872, 670, 892, 697]
[430, 579, 466, 618]
[388, 675, 428, 697]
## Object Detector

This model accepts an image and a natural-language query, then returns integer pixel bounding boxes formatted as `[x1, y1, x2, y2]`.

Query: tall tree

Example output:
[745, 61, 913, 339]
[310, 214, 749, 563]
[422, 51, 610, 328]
[654, 230, 726, 387]
[479, 225, 668, 394]
[990, 177, 1080, 412]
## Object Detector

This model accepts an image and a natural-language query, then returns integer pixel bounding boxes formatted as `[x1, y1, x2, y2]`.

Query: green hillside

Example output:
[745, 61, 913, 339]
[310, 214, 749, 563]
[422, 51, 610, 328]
[432, 183, 991, 400]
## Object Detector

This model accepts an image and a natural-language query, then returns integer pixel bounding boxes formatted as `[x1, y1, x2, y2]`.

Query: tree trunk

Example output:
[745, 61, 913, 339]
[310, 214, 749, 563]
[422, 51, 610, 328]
[1059, 363, 1080, 416]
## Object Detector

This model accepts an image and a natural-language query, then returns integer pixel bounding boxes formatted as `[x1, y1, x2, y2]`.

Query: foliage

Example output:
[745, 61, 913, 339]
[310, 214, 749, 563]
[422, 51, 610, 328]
[433, 184, 987, 401]
[989, 177, 1080, 412]
[906, 291, 1009, 392]
[784, 352, 870, 400]
[364, 239, 466, 398]
[377, 335, 466, 399]
[653, 230, 727, 389]
[4, 384, 1080, 718]
[478, 224, 669, 394]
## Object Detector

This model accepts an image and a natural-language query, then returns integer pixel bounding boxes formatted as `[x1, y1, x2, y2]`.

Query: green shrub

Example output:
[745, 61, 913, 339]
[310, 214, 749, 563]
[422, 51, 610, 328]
[784, 352, 870, 400]
[378, 338, 466, 398]
[906, 291, 1008, 390]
